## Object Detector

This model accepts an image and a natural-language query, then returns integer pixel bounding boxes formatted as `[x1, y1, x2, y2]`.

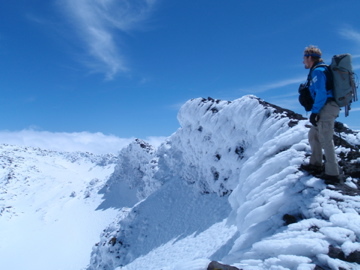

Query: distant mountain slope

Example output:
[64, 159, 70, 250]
[0, 145, 119, 270]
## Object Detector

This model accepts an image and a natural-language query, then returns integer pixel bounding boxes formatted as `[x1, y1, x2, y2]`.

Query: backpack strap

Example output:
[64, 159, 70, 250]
[305, 67, 313, 87]
[304, 64, 320, 88]
[310, 63, 333, 90]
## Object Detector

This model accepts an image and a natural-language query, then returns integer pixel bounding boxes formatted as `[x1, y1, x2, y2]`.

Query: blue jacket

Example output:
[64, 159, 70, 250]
[309, 62, 334, 114]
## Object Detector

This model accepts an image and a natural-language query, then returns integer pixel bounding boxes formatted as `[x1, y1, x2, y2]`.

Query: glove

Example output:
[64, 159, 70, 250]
[310, 113, 319, 126]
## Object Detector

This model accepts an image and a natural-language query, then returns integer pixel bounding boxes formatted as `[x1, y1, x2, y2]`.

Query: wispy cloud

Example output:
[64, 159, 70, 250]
[339, 27, 360, 44]
[0, 129, 166, 155]
[61, 0, 157, 80]
[241, 76, 304, 93]
[347, 106, 360, 112]
[338, 27, 360, 71]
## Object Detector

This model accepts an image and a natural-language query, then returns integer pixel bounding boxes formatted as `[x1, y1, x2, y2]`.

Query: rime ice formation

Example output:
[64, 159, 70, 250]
[89, 96, 360, 270]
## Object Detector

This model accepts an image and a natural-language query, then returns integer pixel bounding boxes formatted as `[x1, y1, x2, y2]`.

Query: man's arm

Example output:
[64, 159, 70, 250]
[311, 68, 328, 114]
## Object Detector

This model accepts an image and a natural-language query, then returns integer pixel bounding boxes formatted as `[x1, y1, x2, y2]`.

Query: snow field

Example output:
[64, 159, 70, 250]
[0, 146, 118, 270]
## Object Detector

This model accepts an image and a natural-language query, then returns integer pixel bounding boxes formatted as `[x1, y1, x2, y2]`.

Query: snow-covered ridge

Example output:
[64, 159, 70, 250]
[159, 95, 307, 195]
[88, 95, 360, 270]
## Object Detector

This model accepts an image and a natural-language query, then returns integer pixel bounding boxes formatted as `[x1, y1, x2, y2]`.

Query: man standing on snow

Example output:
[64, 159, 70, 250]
[300, 45, 340, 183]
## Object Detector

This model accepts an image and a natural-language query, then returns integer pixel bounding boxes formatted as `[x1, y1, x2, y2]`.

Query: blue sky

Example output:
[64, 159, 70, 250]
[1, 0, 360, 144]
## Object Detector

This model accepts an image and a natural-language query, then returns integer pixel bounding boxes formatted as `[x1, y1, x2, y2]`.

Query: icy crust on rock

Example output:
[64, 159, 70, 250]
[89, 95, 360, 270]
[158, 95, 306, 196]
[97, 139, 161, 210]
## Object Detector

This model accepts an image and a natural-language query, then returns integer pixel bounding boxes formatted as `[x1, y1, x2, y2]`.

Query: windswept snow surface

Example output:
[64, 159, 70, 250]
[1, 95, 360, 270]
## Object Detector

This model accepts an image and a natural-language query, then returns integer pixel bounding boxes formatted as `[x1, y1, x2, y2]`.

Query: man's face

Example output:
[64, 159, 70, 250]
[303, 56, 313, 69]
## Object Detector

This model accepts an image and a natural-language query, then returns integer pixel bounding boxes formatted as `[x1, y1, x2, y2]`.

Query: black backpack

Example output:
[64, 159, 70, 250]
[298, 82, 313, 112]
[298, 64, 330, 112]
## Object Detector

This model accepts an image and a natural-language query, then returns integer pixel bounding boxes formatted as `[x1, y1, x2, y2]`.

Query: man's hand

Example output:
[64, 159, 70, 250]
[310, 113, 319, 126]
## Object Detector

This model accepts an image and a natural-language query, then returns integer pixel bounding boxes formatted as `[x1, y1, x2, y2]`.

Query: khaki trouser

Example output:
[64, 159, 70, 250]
[308, 101, 339, 176]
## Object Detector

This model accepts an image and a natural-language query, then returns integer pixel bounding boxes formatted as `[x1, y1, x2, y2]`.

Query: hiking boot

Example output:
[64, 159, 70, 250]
[300, 163, 323, 175]
[322, 174, 340, 185]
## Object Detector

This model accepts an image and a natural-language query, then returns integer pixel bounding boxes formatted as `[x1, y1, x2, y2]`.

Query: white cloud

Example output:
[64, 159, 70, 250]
[347, 106, 360, 112]
[339, 27, 360, 44]
[338, 27, 360, 64]
[242, 76, 304, 93]
[0, 130, 166, 155]
[146, 136, 169, 148]
[61, 0, 157, 79]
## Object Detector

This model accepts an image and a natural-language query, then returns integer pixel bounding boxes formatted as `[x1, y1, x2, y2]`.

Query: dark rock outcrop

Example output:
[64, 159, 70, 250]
[207, 261, 241, 270]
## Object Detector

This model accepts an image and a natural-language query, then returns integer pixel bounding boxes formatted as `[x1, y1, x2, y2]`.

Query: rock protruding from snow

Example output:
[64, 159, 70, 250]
[207, 261, 240, 270]
[97, 139, 161, 210]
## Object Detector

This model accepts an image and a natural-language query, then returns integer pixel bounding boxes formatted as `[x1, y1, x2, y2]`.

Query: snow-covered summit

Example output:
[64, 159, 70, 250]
[88, 95, 360, 270]
[1, 95, 360, 270]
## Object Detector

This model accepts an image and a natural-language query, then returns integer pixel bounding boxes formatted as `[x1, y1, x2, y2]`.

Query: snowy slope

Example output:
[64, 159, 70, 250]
[0, 146, 119, 270]
[89, 96, 360, 270]
[1, 95, 360, 270]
